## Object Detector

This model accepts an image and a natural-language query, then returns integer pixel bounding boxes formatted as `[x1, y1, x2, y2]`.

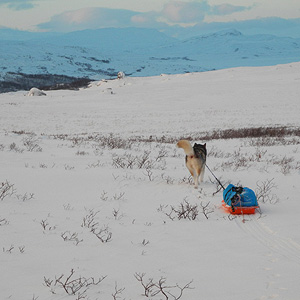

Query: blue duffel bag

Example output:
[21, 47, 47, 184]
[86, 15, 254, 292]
[223, 184, 258, 207]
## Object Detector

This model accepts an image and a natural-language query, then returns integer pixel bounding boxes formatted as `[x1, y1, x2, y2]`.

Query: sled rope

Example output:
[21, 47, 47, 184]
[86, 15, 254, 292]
[205, 164, 226, 190]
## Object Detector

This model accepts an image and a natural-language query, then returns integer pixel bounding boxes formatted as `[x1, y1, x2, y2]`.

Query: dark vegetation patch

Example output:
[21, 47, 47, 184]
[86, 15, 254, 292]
[127, 126, 300, 144]
[0, 72, 92, 93]
[43, 126, 300, 147]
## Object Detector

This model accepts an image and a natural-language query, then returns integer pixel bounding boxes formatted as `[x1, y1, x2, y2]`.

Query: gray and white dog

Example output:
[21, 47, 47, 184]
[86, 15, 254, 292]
[177, 140, 207, 188]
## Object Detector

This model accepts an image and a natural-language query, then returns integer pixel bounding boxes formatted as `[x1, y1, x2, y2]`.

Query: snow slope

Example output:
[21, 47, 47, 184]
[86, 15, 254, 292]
[0, 63, 300, 300]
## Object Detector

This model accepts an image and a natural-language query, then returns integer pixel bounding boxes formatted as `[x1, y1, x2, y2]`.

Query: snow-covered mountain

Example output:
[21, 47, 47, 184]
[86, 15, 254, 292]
[0, 27, 300, 92]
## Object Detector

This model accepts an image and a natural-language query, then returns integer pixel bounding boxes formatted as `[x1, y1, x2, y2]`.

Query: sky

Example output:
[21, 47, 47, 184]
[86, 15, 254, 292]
[0, 0, 300, 32]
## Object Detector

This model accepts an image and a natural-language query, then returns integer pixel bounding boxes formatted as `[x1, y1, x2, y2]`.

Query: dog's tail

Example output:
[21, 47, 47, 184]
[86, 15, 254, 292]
[176, 140, 194, 156]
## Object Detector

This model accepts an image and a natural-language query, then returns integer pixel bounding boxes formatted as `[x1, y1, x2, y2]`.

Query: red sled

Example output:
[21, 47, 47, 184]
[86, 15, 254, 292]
[222, 200, 258, 215]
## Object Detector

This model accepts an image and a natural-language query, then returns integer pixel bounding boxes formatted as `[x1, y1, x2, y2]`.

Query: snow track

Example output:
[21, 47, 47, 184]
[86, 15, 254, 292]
[236, 215, 300, 264]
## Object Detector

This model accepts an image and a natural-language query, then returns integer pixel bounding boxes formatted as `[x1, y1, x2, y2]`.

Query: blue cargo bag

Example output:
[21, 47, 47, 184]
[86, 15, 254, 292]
[223, 184, 258, 207]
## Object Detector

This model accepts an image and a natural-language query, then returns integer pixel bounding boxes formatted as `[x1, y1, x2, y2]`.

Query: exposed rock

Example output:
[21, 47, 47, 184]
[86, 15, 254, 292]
[27, 87, 46, 96]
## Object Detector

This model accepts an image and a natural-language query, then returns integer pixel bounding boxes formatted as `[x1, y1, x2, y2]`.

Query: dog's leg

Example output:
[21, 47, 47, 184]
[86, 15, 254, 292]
[199, 166, 205, 183]
[193, 173, 199, 188]
[187, 166, 198, 188]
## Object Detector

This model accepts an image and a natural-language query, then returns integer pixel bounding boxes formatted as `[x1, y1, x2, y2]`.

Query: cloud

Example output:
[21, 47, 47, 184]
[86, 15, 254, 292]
[160, 1, 252, 23]
[0, 0, 35, 10]
[162, 1, 210, 23]
[211, 4, 252, 16]
[38, 7, 138, 31]
[38, 7, 168, 31]
[36, 1, 253, 32]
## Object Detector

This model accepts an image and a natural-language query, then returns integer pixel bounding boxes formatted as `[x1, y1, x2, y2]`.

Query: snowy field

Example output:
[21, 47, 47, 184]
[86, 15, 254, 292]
[1, 62, 300, 300]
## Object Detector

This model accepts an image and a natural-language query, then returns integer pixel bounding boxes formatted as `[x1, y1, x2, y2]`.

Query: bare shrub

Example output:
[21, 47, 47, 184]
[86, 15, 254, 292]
[82, 210, 112, 243]
[250, 148, 268, 162]
[100, 190, 109, 201]
[256, 178, 279, 204]
[112, 208, 123, 220]
[113, 192, 125, 201]
[91, 224, 112, 243]
[134, 273, 193, 300]
[0, 217, 9, 226]
[16, 192, 35, 201]
[112, 151, 154, 169]
[0, 180, 16, 201]
[143, 166, 155, 181]
[161, 173, 175, 185]
[98, 133, 133, 150]
[207, 146, 224, 158]
[165, 199, 199, 221]
[273, 156, 294, 175]
[112, 282, 126, 300]
[248, 137, 282, 147]
[18, 245, 26, 253]
[81, 209, 99, 231]
[87, 160, 104, 168]
[9, 142, 24, 153]
[155, 146, 168, 162]
[3, 245, 14, 254]
[178, 176, 193, 185]
[232, 148, 250, 170]
[61, 231, 83, 245]
[200, 201, 214, 219]
[22, 134, 42, 152]
[44, 268, 106, 298]
[76, 150, 89, 156]
[40, 219, 56, 232]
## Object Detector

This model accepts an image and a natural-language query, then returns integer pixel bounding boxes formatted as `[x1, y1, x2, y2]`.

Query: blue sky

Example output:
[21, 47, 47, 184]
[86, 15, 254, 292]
[0, 0, 300, 32]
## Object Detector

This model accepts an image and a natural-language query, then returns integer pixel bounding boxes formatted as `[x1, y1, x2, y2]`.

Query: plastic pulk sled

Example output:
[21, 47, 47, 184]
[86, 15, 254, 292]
[206, 165, 259, 215]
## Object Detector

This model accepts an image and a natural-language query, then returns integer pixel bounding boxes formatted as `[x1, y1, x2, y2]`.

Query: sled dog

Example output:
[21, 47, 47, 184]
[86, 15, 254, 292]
[177, 140, 207, 188]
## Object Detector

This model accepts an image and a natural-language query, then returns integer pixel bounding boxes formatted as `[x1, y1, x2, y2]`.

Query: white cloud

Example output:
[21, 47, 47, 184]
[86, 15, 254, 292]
[36, 1, 253, 32]
[162, 1, 210, 23]
[38, 7, 138, 31]
[211, 4, 252, 16]
[0, 0, 36, 10]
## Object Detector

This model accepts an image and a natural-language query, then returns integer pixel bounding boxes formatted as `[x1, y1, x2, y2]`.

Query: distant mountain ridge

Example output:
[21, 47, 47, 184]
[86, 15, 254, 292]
[0, 27, 299, 92]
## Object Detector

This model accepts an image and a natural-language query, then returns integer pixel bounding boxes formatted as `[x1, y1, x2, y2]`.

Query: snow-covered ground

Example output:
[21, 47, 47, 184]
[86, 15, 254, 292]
[1, 62, 300, 300]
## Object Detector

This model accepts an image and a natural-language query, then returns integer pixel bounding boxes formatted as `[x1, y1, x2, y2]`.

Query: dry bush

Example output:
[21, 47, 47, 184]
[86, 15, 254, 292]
[162, 199, 214, 221]
[0, 217, 9, 226]
[96, 133, 134, 150]
[112, 150, 166, 171]
[250, 148, 268, 162]
[61, 231, 83, 245]
[40, 219, 56, 232]
[44, 268, 106, 298]
[164, 199, 199, 221]
[22, 134, 42, 152]
[256, 178, 279, 204]
[81, 209, 112, 243]
[272, 155, 294, 175]
[9, 142, 24, 153]
[207, 146, 225, 158]
[134, 273, 193, 300]
[112, 282, 126, 300]
[0, 180, 16, 201]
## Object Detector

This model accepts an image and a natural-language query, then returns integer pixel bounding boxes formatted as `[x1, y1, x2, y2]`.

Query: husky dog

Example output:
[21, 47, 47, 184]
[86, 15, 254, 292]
[177, 140, 207, 188]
